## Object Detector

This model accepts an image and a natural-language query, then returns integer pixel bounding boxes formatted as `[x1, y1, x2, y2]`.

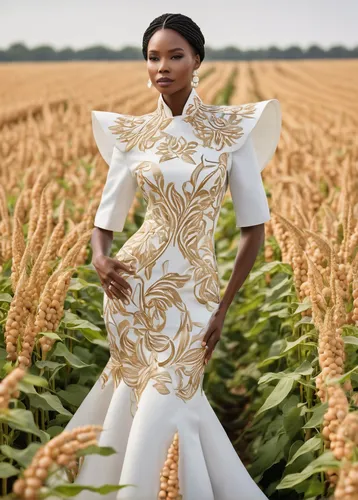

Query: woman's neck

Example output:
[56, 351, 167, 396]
[161, 86, 193, 117]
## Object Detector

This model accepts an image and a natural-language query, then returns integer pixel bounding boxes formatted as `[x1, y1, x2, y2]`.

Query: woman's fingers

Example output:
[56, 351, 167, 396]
[117, 261, 137, 274]
[108, 270, 133, 296]
[202, 329, 220, 365]
[103, 282, 115, 300]
[108, 279, 131, 303]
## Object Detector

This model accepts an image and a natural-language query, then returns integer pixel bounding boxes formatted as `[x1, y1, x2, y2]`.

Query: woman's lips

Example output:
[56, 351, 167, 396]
[157, 79, 174, 86]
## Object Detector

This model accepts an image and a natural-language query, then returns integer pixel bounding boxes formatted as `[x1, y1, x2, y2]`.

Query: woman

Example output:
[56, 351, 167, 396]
[64, 12, 281, 500]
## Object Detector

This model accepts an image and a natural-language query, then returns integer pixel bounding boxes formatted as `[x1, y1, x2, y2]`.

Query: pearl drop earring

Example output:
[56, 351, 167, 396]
[147, 78, 152, 88]
[191, 70, 199, 88]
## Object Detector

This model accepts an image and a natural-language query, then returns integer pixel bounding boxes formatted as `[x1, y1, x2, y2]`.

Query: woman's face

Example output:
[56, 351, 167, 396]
[147, 28, 201, 95]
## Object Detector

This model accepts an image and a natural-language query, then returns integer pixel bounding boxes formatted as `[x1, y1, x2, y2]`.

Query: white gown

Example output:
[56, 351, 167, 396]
[58, 88, 281, 499]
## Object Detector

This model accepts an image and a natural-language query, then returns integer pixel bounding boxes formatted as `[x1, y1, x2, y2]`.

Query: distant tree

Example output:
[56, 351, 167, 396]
[32, 45, 56, 61]
[7, 42, 29, 61]
[285, 45, 304, 59]
[0, 41, 357, 62]
[327, 45, 349, 58]
[306, 44, 325, 59]
[57, 47, 76, 61]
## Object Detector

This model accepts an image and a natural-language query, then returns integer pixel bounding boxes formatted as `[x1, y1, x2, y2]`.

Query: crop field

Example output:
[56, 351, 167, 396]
[0, 59, 358, 499]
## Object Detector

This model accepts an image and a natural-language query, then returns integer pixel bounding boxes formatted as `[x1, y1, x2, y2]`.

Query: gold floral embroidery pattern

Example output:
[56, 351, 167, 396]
[101, 260, 207, 406]
[155, 133, 199, 165]
[108, 102, 173, 152]
[108, 93, 257, 154]
[100, 155, 229, 404]
[184, 96, 257, 151]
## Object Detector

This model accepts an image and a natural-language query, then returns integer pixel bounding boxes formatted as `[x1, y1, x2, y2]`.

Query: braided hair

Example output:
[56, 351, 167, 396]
[142, 13, 205, 62]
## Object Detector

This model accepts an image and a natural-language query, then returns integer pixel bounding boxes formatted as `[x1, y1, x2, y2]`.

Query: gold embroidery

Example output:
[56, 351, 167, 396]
[184, 95, 257, 150]
[155, 133, 199, 165]
[100, 155, 228, 404]
[99, 90, 249, 405]
[109, 103, 172, 152]
[107, 90, 256, 153]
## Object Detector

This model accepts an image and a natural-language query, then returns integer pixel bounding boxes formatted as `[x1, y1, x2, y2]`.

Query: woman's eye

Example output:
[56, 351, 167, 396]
[149, 55, 182, 61]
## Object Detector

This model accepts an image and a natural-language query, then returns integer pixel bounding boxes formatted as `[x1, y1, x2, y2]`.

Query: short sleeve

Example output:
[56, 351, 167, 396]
[92, 110, 124, 165]
[228, 134, 271, 228]
[94, 145, 138, 232]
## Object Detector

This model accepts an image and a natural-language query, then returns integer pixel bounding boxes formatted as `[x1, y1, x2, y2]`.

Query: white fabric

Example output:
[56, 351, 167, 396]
[228, 134, 271, 228]
[92, 110, 122, 166]
[54, 89, 282, 499]
[94, 146, 138, 232]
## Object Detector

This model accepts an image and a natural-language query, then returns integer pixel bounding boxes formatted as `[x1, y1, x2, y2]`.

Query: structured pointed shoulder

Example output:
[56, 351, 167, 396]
[91, 110, 125, 166]
[183, 97, 281, 168]
[222, 99, 282, 171]
[92, 108, 167, 160]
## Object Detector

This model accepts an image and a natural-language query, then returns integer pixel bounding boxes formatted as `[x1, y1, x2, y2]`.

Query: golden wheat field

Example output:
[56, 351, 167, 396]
[0, 59, 358, 499]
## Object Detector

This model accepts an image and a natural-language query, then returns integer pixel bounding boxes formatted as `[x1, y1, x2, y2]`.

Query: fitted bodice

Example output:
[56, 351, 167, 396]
[90, 88, 282, 405]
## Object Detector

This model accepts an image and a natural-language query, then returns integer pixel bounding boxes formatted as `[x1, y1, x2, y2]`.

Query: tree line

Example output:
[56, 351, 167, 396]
[1, 42, 357, 62]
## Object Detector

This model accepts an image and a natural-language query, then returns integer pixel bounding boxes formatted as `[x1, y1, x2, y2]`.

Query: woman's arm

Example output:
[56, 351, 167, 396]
[91, 227, 114, 265]
[201, 224, 265, 364]
[218, 224, 265, 315]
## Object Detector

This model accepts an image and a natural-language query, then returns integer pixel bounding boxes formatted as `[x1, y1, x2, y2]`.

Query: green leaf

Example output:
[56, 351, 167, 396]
[256, 378, 294, 416]
[259, 371, 301, 385]
[265, 276, 292, 299]
[53, 343, 94, 369]
[0, 442, 41, 467]
[48, 483, 131, 497]
[294, 360, 314, 376]
[35, 360, 66, 371]
[281, 334, 314, 354]
[61, 310, 101, 333]
[286, 436, 322, 466]
[343, 336, 358, 346]
[342, 325, 358, 336]
[0, 409, 49, 443]
[57, 384, 89, 407]
[283, 406, 304, 439]
[0, 462, 20, 478]
[76, 445, 117, 457]
[68, 277, 101, 291]
[294, 297, 312, 314]
[29, 392, 73, 416]
[257, 334, 314, 367]
[276, 451, 339, 489]
[17, 380, 37, 395]
[249, 433, 289, 479]
[302, 402, 328, 429]
[0, 293, 13, 303]
[294, 316, 314, 327]
[22, 373, 49, 388]
[248, 261, 292, 282]
[38, 331, 63, 341]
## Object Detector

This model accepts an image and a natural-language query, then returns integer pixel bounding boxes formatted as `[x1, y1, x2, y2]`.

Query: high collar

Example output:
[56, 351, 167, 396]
[157, 87, 201, 119]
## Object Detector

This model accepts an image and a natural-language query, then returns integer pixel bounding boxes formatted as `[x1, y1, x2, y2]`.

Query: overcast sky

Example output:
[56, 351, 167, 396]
[1, 0, 357, 51]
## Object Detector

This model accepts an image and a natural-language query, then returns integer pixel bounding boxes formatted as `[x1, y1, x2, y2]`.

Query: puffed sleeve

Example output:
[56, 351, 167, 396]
[227, 98, 281, 227]
[228, 135, 271, 228]
[92, 110, 138, 232]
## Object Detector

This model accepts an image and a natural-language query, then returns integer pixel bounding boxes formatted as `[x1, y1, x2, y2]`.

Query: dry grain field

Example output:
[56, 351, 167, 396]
[0, 60, 358, 499]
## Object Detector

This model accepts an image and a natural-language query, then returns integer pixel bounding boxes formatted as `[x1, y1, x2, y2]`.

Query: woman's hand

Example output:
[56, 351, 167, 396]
[201, 306, 226, 365]
[93, 255, 136, 303]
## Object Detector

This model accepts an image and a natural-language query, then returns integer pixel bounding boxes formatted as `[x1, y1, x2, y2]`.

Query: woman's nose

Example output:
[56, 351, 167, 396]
[158, 61, 170, 72]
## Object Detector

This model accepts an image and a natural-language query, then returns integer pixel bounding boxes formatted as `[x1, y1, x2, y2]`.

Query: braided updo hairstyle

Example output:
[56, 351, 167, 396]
[142, 13, 205, 63]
